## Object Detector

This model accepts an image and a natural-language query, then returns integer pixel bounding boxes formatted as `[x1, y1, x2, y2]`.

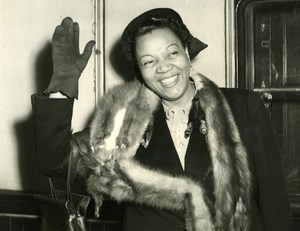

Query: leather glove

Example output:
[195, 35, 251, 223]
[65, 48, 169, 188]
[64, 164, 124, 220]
[44, 17, 95, 98]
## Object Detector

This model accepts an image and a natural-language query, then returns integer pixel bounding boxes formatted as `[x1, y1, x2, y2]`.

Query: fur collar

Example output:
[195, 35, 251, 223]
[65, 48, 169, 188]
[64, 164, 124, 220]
[83, 73, 252, 231]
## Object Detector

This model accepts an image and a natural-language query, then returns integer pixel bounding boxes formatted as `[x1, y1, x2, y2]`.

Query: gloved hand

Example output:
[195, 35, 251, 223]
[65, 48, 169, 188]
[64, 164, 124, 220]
[44, 17, 95, 98]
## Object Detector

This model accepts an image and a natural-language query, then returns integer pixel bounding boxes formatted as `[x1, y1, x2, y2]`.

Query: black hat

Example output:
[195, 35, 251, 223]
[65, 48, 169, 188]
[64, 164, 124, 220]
[121, 8, 207, 64]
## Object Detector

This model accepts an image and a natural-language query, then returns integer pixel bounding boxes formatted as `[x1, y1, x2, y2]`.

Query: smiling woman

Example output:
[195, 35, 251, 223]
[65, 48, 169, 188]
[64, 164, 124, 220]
[135, 28, 194, 106]
[32, 5, 294, 231]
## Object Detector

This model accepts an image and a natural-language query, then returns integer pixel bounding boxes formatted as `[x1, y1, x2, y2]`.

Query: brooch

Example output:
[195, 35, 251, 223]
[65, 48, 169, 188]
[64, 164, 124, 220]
[184, 122, 193, 138]
[200, 119, 208, 142]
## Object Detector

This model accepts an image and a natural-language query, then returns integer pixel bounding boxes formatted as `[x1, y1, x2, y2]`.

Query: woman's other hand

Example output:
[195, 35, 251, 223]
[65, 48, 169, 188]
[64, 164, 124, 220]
[45, 17, 95, 98]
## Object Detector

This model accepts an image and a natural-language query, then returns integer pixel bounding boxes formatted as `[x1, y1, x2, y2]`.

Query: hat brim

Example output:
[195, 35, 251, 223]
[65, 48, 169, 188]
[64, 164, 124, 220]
[121, 8, 207, 62]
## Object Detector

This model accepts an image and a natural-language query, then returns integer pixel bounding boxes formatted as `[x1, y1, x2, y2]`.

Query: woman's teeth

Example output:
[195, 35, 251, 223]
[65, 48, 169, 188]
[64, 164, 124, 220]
[160, 75, 177, 85]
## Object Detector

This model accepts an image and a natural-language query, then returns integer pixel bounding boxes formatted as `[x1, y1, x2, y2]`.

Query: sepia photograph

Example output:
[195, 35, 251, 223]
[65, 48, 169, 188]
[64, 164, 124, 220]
[0, 0, 299, 230]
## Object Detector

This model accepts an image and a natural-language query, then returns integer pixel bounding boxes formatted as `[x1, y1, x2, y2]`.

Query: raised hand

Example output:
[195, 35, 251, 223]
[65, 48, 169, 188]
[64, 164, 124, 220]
[44, 17, 95, 98]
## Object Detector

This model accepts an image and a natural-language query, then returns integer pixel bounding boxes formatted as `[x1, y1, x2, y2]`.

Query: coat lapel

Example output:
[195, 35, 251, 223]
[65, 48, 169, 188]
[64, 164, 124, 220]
[134, 105, 184, 175]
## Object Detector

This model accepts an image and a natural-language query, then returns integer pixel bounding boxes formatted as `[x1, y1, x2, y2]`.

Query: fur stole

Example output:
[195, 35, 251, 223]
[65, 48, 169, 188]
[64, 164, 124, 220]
[81, 73, 252, 231]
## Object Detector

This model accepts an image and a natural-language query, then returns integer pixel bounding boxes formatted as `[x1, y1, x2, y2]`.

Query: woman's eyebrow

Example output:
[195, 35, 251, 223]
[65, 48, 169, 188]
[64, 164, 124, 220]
[139, 54, 153, 60]
[167, 44, 179, 49]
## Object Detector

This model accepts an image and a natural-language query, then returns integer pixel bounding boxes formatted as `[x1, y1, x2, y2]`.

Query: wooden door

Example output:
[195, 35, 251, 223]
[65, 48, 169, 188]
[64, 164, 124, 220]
[238, 0, 300, 220]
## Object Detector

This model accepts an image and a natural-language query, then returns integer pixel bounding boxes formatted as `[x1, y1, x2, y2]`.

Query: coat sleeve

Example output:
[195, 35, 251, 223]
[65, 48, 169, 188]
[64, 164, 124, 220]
[31, 93, 90, 180]
[247, 92, 294, 231]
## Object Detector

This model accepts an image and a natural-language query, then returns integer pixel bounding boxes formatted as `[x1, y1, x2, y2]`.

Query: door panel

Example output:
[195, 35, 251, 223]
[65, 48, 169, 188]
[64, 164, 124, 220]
[285, 96, 300, 194]
[240, 0, 300, 218]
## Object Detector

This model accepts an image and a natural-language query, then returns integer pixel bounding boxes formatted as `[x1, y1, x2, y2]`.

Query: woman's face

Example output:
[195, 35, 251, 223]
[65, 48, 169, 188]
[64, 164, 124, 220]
[135, 28, 193, 106]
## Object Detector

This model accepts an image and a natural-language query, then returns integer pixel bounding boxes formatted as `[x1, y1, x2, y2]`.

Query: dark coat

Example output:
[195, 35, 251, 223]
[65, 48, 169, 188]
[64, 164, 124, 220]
[32, 88, 294, 231]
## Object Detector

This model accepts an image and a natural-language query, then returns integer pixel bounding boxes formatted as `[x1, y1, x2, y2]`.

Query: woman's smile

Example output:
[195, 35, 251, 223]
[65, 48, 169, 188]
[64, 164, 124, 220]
[159, 74, 179, 86]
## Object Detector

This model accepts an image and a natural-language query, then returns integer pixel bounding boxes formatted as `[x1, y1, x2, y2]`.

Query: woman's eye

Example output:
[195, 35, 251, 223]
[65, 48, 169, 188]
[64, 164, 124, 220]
[168, 51, 178, 57]
[142, 60, 154, 66]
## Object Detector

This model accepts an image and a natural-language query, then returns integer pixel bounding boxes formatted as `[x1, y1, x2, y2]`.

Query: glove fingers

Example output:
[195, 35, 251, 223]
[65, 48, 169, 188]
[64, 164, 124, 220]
[76, 40, 95, 72]
[82, 41, 95, 60]
[73, 22, 80, 52]
[61, 17, 73, 28]
[61, 17, 74, 42]
[52, 26, 67, 42]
